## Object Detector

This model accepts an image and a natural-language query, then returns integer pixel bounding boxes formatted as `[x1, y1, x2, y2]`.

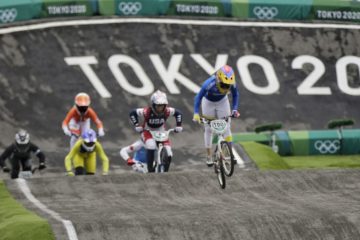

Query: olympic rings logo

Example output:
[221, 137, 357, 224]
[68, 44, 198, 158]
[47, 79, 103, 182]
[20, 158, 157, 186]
[0, 8, 17, 23]
[314, 140, 340, 154]
[118, 2, 142, 15]
[253, 6, 278, 20]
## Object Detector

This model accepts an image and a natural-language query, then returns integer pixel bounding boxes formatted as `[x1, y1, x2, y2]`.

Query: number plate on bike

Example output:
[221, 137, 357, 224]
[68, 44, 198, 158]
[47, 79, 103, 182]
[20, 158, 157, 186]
[150, 131, 169, 142]
[210, 120, 227, 134]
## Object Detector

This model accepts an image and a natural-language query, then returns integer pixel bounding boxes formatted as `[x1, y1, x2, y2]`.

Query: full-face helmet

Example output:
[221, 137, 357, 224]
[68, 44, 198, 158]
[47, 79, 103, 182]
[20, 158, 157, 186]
[15, 129, 30, 151]
[81, 129, 97, 152]
[216, 65, 235, 94]
[75, 92, 91, 114]
[150, 90, 168, 115]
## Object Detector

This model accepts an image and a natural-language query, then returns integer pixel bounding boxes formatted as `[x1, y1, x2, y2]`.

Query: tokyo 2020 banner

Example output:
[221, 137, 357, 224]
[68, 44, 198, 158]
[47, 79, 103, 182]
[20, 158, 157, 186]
[1, 0, 360, 24]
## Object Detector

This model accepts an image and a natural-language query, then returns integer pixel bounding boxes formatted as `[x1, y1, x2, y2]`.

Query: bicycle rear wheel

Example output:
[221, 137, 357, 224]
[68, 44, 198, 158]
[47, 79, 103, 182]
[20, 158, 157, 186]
[214, 157, 226, 189]
[220, 141, 235, 177]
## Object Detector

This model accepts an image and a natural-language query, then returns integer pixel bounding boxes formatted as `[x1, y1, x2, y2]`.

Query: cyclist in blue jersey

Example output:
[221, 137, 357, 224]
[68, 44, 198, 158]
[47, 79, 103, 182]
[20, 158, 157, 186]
[193, 65, 240, 167]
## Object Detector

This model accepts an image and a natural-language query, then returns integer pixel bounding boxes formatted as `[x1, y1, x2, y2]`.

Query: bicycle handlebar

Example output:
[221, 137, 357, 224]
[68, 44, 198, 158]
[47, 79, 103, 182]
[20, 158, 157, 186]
[199, 115, 233, 124]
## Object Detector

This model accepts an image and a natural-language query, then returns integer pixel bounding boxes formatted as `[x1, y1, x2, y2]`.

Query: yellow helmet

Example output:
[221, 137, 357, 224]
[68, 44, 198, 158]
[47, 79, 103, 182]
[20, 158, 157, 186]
[216, 65, 235, 93]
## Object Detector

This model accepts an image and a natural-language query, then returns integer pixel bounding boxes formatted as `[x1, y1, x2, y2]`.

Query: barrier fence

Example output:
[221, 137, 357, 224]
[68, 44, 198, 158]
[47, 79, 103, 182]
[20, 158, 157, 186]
[233, 129, 360, 156]
[1, 0, 360, 24]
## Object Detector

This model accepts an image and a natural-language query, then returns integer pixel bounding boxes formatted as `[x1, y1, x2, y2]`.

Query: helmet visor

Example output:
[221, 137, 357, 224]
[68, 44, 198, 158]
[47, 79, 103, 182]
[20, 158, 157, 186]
[220, 82, 231, 90]
[76, 105, 88, 113]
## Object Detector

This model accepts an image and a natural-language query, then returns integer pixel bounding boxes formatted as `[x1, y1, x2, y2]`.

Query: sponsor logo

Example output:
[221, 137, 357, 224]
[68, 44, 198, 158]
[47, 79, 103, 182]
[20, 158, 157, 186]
[316, 10, 360, 20]
[314, 140, 340, 154]
[176, 4, 218, 15]
[47, 5, 87, 15]
[0, 8, 17, 23]
[119, 2, 142, 15]
[253, 6, 278, 20]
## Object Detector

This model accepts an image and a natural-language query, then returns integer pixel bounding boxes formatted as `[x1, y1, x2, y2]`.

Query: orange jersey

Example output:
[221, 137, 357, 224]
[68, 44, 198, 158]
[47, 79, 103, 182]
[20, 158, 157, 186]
[62, 107, 103, 129]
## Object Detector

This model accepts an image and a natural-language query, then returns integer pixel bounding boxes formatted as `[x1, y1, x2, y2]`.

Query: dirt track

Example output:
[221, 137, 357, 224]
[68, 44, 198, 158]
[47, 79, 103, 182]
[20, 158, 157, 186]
[5, 168, 360, 240]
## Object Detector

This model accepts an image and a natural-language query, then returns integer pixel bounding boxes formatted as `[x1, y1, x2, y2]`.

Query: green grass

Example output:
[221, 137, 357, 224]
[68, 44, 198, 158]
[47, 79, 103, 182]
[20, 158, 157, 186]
[283, 155, 360, 169]
[240, 142, 291, 170]
[0, 181, 55, 240]
[240, 142, 360, 170]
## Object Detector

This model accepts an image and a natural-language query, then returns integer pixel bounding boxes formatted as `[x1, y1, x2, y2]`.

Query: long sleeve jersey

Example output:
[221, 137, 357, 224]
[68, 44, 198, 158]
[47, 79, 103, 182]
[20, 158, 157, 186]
[0, 143, 45, 167]
[62, 107, 103, 129]
[129, 107, 182, 129]
[64, 140, 109, 174]
[193, 75, 239, 114]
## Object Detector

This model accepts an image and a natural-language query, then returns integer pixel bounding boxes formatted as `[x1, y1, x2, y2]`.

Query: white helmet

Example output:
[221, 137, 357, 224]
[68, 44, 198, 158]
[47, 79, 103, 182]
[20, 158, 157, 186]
[15, 129, 30, 145]
[151, 90, 168, 105]
[151, 90, 168, 114]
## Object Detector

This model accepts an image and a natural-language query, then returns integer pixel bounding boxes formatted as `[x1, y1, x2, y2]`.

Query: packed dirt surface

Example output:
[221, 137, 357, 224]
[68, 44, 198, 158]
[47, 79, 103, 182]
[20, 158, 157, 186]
[4, 168, 360, 240]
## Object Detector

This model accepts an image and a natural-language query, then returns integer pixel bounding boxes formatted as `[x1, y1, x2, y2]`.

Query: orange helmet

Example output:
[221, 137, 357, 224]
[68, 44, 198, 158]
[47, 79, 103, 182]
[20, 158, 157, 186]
[75, 93, 90, 114]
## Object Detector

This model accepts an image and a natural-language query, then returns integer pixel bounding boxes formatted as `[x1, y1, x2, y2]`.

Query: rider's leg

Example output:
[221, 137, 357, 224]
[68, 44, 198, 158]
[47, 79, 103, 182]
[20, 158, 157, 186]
[120, 139, 144, 165]
[202, 98, 216, 166]
[217, 97, 236, 162]
[143, 131, 156, 173]
[73, 154, 85, 175]
[70, 135, 79, 149]
[21, 158, 32, 171]
[217, 97, 231, 139]
[10, 157, 20, 179]
[85, 152, 96, 175]
[69, 118, 81, 149]
[79, 119, 90, 135]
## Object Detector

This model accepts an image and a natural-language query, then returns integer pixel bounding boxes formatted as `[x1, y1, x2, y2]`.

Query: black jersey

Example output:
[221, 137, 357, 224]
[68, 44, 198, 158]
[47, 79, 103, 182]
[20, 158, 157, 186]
[0, 142, 45, 167]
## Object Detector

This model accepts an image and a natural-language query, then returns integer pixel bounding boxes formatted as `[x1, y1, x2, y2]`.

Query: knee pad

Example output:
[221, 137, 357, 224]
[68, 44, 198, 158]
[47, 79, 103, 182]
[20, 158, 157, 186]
[75, 167, 85, 175]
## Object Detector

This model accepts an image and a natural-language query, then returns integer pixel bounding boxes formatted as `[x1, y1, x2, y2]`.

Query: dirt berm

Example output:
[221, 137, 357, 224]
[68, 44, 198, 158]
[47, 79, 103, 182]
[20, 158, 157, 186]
[5, 168, 360, 240]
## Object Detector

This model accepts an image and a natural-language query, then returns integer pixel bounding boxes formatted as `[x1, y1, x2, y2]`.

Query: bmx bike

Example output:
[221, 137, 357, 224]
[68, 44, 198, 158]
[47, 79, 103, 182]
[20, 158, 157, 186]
[146, 128, 175, 173]
[201, 116, 235, 189]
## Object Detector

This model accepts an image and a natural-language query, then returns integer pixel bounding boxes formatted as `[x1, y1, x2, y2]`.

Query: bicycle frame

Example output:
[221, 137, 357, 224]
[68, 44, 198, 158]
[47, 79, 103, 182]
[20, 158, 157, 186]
[148, 129, 174, 173]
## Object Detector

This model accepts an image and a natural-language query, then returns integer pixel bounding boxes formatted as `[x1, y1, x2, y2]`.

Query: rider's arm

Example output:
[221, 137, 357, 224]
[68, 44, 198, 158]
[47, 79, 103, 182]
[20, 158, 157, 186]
[168, 108, 183, 126]
[62, 107, 77, 129]
[29, 143, 45, 164]
[0, 144, 14, 168]
[87, 108, 103, 129]
[95, 142, 109, 174]
[194, 77, 213, 114]
[129, 108, 144, 126]
[64, 140, 82, 172]
[230, 84, 240, 111]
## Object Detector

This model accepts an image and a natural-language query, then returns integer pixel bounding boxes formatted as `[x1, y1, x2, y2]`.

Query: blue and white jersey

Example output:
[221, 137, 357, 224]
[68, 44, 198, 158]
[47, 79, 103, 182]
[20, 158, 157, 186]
[194, 75, 239, 114]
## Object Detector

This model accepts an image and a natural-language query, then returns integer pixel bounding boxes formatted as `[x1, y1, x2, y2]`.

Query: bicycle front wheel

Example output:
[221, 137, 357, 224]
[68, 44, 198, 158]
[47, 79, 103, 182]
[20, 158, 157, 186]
[220, 141, 235, 177]
[215, 157, 226, 189]
[159, 148, 168, 173]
